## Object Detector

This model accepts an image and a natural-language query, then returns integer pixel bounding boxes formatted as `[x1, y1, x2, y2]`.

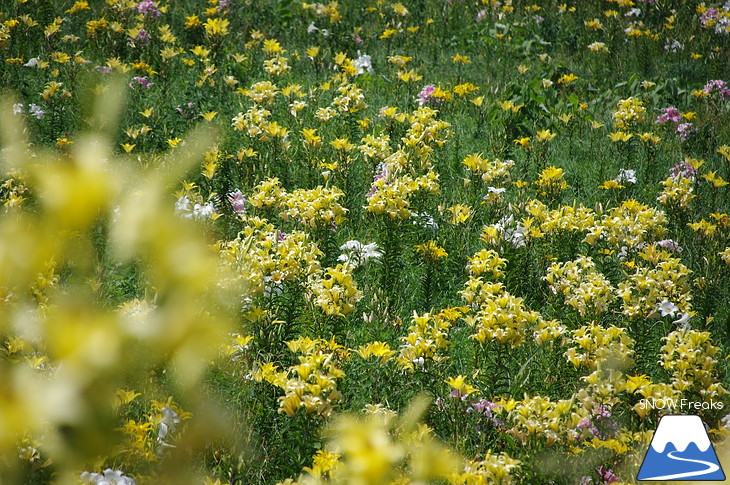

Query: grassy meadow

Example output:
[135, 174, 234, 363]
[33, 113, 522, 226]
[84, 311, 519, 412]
[1, 0, 730, 484]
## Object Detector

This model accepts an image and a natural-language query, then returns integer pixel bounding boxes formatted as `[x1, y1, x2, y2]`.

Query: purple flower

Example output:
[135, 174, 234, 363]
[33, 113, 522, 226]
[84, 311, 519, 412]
[367, 169, 389, 196]
[134, 29, 150, 44]
[176, 102, 199, 119]
[576, 405, 617, 440]
[228, 190, 246, 215]
[216, 0, 231, 13]
[655, 107, 697, 142]
[670, 159, 698, 180]
[468, 399, 500, 414]
[95, 66, 112, 74]
[657, 239, 682, 253]
[704, 79, 730, 100]
[130, 76, 154, 89]
[594, 404, 612, 418]
[676, 122, 695, 142]
[416, 84, 436, 106]
[135, 0, 162, 18]
[466, 399, 504, 428]
[656, 107, 681, 124]
[700, 8, 720, 27]
[577, 417, 600, 437]
[698, 6, 730, 35]
[596, 466, 619, 484]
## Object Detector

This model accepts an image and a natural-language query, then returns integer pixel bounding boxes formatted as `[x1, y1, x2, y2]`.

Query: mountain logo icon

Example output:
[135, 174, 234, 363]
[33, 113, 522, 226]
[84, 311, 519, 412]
[637, 415, 725, 481]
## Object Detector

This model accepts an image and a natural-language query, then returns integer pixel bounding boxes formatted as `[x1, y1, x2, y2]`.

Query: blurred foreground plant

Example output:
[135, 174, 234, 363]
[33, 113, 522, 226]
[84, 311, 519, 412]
[278, 396, 522, 485]
[0, 82, 244, 484]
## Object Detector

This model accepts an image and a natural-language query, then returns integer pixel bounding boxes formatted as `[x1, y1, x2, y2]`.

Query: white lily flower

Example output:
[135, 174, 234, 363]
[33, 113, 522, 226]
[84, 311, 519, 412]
[657, 300, 679, 317]
[674, 312, 691, 328]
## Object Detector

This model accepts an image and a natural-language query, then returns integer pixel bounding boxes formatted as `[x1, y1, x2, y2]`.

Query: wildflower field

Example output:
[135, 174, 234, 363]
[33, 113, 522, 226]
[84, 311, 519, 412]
[2, 0, 730, 483]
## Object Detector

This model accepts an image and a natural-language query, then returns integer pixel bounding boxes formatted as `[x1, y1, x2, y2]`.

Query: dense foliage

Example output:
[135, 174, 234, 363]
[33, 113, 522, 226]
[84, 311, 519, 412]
[1, 0, 730, 484]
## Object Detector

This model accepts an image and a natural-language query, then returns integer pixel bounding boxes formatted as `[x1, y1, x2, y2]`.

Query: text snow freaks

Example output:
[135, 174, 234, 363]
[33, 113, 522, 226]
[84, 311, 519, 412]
[638, 398, 724, 410]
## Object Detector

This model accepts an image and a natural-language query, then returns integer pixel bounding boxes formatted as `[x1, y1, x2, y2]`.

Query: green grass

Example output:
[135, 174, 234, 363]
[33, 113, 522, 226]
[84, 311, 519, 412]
[2, 0, 730, 484]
